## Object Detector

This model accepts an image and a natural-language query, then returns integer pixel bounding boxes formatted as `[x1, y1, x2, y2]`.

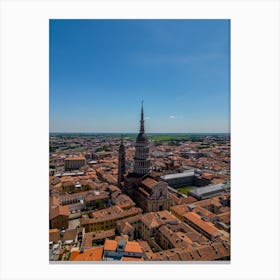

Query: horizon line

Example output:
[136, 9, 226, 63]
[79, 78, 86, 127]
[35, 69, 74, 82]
[49, 131, 230, 134]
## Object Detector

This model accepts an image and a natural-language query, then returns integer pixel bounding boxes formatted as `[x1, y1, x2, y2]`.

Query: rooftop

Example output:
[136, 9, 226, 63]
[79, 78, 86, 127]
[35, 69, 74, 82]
[69, 246, 103, 261]
[80, 206, 142, 225]
[124, 242, 143, 254]
[141, 177, 158, 189]
[65, 156, 86, 161]
[189, 183, 225, 196]
[50, 205, 69, 220]
[183, 212, 219, 236]
[104, 239, 117, 251]
[104, 237, 143, 254]
[161, 171, 195, 180]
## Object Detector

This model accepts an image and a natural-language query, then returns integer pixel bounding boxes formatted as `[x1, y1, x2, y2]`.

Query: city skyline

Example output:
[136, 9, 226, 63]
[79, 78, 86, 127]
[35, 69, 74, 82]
[50, 19, 230, 133]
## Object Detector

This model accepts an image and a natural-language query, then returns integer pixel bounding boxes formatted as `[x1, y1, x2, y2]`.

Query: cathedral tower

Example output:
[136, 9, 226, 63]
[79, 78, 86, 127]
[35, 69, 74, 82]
[118, 137, 126, 187]
[133, 101, 151, 176]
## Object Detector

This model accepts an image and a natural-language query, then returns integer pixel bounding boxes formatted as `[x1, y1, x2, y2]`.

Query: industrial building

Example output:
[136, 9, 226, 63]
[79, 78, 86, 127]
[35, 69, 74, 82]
[160, 170, 195, 188]
[188, 183, 226, 200]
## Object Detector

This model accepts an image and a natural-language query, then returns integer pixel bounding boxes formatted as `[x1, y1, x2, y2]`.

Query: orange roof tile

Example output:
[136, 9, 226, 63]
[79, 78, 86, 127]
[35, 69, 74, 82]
[124, 242, 143, 254]
[49, 229, 59, 233]
[183, 212, 218, 236]
[141, 177, 158, 189]
[65, 157, 86, 161]
[104, 239, 117, 251]
[201, 174, 214, 180]
[70, 247, 103, 261]
[50, 205, 69, 220]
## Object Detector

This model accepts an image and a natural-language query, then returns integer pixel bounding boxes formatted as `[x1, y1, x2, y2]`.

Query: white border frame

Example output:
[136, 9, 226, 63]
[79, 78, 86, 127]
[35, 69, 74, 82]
[0, 0, 279, 279]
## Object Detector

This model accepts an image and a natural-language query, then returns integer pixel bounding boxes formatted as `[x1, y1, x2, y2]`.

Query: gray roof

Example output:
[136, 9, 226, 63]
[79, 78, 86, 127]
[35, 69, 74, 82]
[117, 237, 127, 247]
[189, 183, 225, 196]
[161, 171, 195, 180]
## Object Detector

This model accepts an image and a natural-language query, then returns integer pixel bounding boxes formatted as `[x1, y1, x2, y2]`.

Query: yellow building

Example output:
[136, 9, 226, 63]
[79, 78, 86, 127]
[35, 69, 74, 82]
[64, 156, 86, 171]
[80, 206, 142, 232]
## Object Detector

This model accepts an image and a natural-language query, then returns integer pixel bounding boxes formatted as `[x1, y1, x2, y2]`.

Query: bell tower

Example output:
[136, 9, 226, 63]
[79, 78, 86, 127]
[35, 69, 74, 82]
[118, 137, 126, 187]
[133, 101, 151, 176]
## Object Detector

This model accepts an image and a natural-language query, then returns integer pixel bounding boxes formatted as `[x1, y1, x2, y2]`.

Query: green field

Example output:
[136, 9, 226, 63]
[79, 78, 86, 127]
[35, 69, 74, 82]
[177, 186, 196, 195]
[148, 134, 190, 142]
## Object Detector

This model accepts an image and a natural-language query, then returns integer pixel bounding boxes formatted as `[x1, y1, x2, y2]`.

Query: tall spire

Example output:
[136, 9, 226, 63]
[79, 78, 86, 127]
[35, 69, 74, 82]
[134, 101, 150, 176]
[140, 100, 145, 133]
[118, 136, 126, 187]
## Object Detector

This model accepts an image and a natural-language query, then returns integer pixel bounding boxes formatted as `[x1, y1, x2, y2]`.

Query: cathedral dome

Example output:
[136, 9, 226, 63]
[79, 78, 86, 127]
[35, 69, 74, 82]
[136, 132, 148, 142]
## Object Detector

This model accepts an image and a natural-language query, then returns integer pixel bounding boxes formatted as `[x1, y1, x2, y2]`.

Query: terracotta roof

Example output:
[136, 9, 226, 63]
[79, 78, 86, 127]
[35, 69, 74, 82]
[120, 222, 133, 233]
[138, 240, 153, 255]
[211, 178, 225, 184]
[140, 213, 164, 229]
[150, 241, 230, 261]
[69, 246, 103, 261]
[170, 204, 189, 218]
[156, 210, 179, 224]
[65, 157, 86, 161]
[84, 192, 109, 202]
[201, 173, 214, 180]
[83, 229, 115, 248]
[183, 212, 219, 236]
[104, 239, 117, 251]
[80, 206, 142, 225]
[49, 229, 60, 243]
[50, 205, 69, 220]
[50, 195, 60, 206]
[141, 177, 158, 189]
[158, 225, 191, 249]
[138, 187, 150, 197]
[62, 229, 77, 241]
[178, 196, 197, 204]
[124, 242, 142, 254]
[194, 206, 216, 219]
[217, 212, 230, 224]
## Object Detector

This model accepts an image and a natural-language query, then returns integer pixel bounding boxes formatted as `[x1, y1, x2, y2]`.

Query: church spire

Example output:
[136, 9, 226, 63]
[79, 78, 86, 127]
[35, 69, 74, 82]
[134, 101, 150, 176]
[140, 100, 145, 133]
[118, 136, 126, 187]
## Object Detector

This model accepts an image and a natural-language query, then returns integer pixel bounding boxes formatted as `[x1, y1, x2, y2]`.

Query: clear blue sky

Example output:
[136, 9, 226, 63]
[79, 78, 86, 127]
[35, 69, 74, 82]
[50, 19, 230, 133]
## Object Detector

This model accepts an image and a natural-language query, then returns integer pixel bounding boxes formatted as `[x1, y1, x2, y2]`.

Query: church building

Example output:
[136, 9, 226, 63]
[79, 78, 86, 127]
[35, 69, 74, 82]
[118, 102, 170, 212]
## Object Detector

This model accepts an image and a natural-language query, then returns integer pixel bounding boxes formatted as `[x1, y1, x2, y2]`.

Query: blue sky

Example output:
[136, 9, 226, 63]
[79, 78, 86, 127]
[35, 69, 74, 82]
[50, 19, 230, 133]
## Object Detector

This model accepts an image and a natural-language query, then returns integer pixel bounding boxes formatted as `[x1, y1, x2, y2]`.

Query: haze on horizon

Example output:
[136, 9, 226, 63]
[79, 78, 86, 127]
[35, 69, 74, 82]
[50, 19, 230, 133]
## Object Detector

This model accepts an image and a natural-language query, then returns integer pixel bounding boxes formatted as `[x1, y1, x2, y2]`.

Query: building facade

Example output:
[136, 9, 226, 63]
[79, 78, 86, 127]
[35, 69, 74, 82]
[121, 102, 170, 212]
[133, 101, 151, 176]
[64, 156, 86, 171]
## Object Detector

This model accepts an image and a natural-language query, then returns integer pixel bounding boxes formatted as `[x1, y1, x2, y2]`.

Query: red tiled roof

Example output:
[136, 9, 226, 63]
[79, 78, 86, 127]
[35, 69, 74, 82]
[124, 242, 142, 254]
[104, 239, 117, 251]
[183, 212, 218, 236]
[70, 247, 103, 261]
[141, 177, 158, 189]
[50, 205, 69, 220]
[65, 157, 86, 161]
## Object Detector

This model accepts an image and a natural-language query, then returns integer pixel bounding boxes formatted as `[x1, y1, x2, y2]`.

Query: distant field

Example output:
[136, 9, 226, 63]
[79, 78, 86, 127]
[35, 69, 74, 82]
[50, 132, 229, 139]
[148, 134, 190, 142]
[177, 186, 196, 195]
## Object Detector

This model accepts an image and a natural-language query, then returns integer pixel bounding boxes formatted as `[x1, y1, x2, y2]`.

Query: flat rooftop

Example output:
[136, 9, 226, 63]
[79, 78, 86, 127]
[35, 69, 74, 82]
[161, 171, 195, 180]
[55, 171, 85, 177]
[189, 183, 225, 196]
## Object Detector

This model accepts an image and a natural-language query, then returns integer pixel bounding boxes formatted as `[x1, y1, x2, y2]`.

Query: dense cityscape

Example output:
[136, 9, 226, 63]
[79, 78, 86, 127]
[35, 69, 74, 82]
[49, 104, 230, 262]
